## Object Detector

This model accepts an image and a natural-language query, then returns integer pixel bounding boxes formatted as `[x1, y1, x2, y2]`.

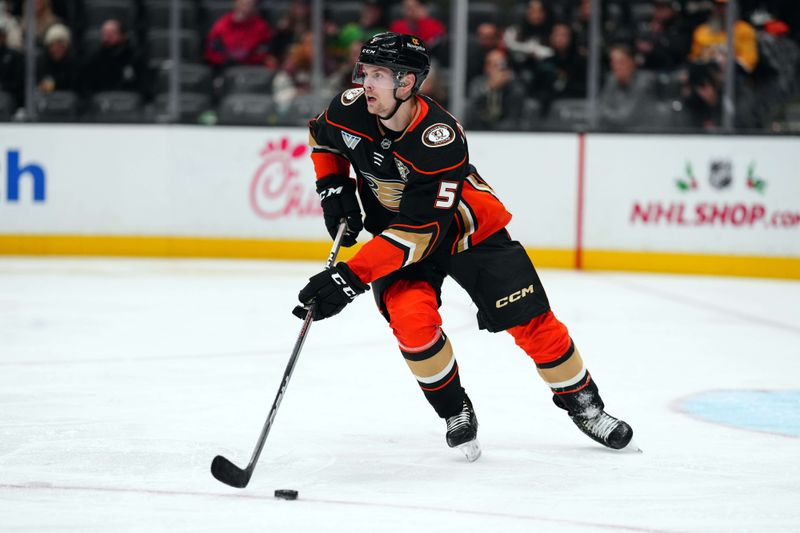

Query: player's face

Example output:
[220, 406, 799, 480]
[359, 64, 397, 115]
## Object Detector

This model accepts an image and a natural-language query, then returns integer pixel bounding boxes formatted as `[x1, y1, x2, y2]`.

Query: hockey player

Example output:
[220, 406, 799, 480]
[295, 32, 632, 461]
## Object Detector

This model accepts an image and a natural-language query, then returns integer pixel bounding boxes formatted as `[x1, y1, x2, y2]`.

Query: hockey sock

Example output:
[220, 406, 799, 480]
[400, 328, 465, 419]
[507, 312, 605, 416]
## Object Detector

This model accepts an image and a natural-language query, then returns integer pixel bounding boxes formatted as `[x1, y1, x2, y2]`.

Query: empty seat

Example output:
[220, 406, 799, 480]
[280, 93, 329, 126]
[90, 91, 143, 122]
[519, 98, 543, 130]
[147, 29, 201, 64]
[34, 91, 79, 122]
[656, 69, 686, 102]
[222, 65, 276, 94]
[154, 92, 212, 123]
[547, 98, 589, 131]
[144, 0, 199, 29]
[327, 2, 361, 26]
[155, 62, 213, 94]
[218, 93, 277, 125]
[0, 91, 15, 121]
[83, 0, 137, 29]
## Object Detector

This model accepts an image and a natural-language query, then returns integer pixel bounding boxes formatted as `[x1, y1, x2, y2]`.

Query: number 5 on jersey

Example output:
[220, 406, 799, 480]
[435, 181, 459, 209]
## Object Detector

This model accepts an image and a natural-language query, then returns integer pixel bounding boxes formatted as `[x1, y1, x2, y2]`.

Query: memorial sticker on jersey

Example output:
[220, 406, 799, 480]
[341, 88, 364, 106]
[394, 158, 410, 182]
[422, 124, 455, 148]
[341, 131, 362, 150]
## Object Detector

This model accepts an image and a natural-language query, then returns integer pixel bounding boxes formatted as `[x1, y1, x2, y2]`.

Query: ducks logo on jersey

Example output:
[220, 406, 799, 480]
[361, 171, 405, 212]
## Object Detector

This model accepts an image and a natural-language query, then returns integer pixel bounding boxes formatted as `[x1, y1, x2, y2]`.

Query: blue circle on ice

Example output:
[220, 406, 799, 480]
[679, 390, 800, 438]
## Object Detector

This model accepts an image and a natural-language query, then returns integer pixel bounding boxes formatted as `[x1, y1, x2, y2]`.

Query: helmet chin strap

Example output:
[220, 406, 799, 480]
[378, 89, 414, 121]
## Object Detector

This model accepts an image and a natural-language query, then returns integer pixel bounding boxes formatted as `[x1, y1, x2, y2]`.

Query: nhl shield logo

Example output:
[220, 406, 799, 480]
[709, 160, 732, 190]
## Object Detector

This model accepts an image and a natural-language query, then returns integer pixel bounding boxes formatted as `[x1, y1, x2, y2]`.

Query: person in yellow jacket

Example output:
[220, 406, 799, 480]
[690, 0, 759, 72]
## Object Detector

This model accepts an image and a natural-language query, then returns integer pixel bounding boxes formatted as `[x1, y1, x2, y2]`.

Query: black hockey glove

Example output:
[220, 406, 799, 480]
[317, 175, 362, 247]
[293, 262, 369, 321]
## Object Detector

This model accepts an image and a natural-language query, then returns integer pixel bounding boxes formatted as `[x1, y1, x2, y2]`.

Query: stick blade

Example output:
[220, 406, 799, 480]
[211, 455, 251, 488]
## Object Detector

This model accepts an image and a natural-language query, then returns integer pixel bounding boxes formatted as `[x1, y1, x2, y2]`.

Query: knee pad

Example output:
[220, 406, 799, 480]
[385, 280, 442, 350]
[507, 311, 572, 365]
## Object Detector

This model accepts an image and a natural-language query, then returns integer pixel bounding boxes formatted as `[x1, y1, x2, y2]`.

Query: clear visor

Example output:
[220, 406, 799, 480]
[352, 63, 404, 90]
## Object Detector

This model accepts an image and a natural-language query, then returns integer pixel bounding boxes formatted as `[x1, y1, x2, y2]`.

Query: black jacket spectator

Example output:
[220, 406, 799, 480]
[536, 22, 586, 112]
[81, 19, 148, 98]
[635, 0, 691, 71]
[0, 22, 23, 106]
[36, 23, 79, 92]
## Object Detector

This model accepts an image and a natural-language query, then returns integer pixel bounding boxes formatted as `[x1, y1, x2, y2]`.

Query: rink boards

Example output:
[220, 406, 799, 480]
[1, 124, 798, 278]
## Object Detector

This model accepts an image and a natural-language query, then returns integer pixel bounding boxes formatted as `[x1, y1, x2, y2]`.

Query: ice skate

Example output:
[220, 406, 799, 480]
[445, 395, 481, 462]
[570, 410, 633, 450]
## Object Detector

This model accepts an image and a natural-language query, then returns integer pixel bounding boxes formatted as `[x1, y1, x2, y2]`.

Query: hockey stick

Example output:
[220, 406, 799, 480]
[211, 221, 348, 488]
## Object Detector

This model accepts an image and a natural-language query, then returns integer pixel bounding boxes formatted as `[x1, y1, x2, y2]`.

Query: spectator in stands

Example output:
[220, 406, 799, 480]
[0, 0, 21, 49]
[690, 0, 759, 73]
[337, 0, 386, 51]
[273, 29, 336, 113]
[747, 13, 800, 126]
[36, 22, 78, 93]
[635, 0, 691, 71]
[685, 62, 721, 129]
[327, 38, 362, 94]
[0, 19, 23, 107]
[466, 22, 502, 84]
[20, 0, 60, 45]
[389, 0, 446, 51]
[204, 0, 276, 69]
[504, 0, 554, 90]
[81, 19, 148, 98]
[272, 0, 311, 62]
[465, 48, 526, 131]
[599, 43, 657, 129]
[571, 0, 591, 58]
[420, 58, 449, 107]
[505, 0, 553, 61]
[535, 21, 586, 113]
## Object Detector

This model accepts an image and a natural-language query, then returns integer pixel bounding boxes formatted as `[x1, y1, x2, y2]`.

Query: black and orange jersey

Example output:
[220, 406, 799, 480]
[308, 87, 512, 284]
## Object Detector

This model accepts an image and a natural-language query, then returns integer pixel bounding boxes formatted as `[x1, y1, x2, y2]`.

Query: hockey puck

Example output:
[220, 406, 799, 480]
[274, 489, 298, 500]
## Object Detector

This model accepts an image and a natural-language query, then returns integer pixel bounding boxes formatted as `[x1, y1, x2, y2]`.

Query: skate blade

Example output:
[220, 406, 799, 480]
[620, 438, 643, 454]
[455, 439, 482, 462]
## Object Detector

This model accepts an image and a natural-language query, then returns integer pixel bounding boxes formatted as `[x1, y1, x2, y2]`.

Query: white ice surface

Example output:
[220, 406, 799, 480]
[1, 258, 799, 532]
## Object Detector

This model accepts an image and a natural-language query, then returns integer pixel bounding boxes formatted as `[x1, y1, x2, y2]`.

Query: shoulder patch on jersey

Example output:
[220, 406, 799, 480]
[422, 123, 456, 148]
[341, 88, 365, 106]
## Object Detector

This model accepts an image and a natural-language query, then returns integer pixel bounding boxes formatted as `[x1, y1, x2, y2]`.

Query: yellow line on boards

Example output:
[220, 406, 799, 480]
[1, 235, 798, 279]
[0, 235, 363, 262]
[583, 249, 800, 280]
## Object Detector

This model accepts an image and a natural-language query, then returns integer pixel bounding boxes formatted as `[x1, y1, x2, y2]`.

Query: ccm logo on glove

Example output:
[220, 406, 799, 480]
[295, 263, 369, 321]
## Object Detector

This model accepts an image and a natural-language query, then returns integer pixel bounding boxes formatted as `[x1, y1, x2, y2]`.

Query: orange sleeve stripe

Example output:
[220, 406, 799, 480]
[393, 151, 467, 176]
[310, 151, 350, 179]
[324, 110, 375, 142]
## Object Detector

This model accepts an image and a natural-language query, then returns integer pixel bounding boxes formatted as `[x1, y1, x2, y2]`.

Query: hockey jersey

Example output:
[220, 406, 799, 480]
[308, 88, 512, 284]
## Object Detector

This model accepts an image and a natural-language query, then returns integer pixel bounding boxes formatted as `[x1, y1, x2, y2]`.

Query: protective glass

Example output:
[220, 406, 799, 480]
[352, 63, 402, 89]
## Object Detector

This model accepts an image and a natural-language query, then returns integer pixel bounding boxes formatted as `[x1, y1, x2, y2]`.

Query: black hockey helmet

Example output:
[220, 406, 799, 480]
[353, 32, 431, 92]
